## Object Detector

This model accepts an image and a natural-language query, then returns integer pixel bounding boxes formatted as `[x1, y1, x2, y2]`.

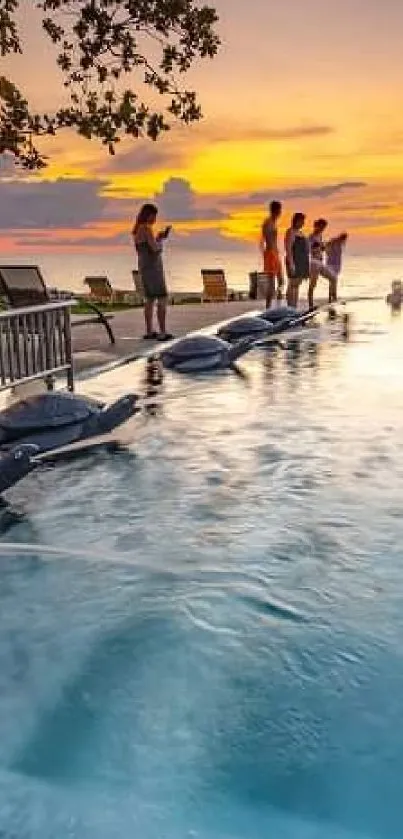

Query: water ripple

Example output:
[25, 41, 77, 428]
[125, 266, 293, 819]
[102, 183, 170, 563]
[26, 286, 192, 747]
[1, 301, 403, 837]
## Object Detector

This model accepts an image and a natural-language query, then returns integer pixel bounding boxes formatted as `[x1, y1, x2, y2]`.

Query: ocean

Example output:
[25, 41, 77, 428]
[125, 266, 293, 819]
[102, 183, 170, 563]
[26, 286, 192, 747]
[2, 248, 401, 300]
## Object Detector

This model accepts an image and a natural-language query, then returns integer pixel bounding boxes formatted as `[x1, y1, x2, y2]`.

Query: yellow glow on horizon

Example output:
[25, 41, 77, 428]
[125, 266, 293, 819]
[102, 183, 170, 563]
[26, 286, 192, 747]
[4, 121, 403, 252]
[103, 170, 175, 198]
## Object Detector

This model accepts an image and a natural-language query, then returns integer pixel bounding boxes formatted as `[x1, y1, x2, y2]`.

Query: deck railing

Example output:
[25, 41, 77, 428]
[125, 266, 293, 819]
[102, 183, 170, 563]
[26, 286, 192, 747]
[0, 300, 75, 392]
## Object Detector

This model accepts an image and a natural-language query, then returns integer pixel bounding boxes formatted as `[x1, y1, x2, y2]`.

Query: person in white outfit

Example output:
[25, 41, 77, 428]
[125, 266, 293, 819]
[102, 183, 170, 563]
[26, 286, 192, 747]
[308, 218, 337, 309]
[326, 232, 348, 303]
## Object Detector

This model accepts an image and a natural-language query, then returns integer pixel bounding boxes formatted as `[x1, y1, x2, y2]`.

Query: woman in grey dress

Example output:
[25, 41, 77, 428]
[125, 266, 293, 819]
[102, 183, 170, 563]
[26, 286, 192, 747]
[132, 204, 173, 340]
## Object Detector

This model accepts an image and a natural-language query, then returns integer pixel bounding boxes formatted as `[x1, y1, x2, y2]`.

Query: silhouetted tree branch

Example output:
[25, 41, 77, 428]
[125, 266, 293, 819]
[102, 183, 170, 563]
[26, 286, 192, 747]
[0, 0, 220, 168]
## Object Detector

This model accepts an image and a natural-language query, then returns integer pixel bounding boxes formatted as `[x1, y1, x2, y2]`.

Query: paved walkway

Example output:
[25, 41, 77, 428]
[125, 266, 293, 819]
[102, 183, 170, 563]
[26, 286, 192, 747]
[72, 300, 260, 373]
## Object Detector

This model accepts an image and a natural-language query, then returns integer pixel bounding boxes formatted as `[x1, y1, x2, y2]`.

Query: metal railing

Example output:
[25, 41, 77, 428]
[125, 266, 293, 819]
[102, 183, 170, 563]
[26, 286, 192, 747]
[0, 300, 75, 392]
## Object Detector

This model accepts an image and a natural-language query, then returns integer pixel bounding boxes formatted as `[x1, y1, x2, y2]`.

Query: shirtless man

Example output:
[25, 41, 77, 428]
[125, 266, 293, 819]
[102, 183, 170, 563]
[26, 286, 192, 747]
[261, 200, 283, 308]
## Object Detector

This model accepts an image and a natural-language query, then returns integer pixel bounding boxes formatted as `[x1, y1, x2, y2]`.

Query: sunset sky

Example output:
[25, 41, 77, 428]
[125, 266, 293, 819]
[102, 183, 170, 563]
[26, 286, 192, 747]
[1, 0, 403, 254]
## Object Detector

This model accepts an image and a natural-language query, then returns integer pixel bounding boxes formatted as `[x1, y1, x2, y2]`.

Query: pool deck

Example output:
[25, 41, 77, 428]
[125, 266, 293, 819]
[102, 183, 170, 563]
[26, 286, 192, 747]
[72, 300, 261, 374]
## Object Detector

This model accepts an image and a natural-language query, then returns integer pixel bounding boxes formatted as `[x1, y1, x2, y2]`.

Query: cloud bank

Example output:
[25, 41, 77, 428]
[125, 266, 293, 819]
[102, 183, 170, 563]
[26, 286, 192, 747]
[0, 172, 374, 253]
[154, 178, 225, 222]
[249, 181, 367, 204]
[0, 178, 108, 229]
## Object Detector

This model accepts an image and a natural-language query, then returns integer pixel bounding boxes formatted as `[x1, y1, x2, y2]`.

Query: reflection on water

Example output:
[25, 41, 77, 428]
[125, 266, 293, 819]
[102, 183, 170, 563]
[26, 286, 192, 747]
[1, 303, 403, 839]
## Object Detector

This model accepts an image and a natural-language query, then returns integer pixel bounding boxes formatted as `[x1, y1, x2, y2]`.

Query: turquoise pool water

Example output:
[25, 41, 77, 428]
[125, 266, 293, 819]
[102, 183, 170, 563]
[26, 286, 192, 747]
[1, 303, 403, 839]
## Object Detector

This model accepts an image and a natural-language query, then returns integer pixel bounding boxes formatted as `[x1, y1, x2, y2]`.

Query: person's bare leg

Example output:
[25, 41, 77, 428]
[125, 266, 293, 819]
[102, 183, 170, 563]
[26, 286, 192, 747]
[156, 297, 167, 335]
[293, 281, 300, 309]
[333, 278, 338, 302]
[276, 269, 284, 302]
[329, 276, 338, 303]
[308, 264, 319, 309]
[287, 282, 294, 307]
[317, 264, 337, 304]
[144, 299, 154, 335]
[266, 276, 275, 309]
[308, 277, 317, 309]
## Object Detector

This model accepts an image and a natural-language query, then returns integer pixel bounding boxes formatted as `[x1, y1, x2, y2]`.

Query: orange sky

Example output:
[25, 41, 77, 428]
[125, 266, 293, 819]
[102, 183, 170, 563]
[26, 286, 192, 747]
[1, 0, 403, 252]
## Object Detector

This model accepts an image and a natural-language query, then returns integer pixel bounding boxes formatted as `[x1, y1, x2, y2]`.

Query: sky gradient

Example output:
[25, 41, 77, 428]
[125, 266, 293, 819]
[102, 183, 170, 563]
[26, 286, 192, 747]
[1, 0, 403, 254]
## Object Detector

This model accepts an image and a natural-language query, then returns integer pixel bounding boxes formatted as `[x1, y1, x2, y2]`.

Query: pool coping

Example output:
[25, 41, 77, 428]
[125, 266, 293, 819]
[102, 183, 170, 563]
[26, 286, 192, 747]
[73, 293, 382, 386]
[73, 308, 263, 384]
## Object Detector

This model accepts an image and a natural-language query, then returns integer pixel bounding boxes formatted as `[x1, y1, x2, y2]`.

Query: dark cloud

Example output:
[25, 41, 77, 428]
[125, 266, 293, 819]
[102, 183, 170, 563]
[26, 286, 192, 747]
[169, 228, 251, 252]
[0, 177, 108, 229]
[0, 170, 370, 248]
[97, 123, 333, 176]
[260, 125, 333, 140]
[97, 140, 184, 175]
[154, 178, 225, 222]
[12, 231, 130, 248]
[12, 226, 250, 252]
[249, 181, 366, 203]
[209, 123, 334, 143]
[336, 202, 394, 212]
[328, 214, 397, 230]
[0, 173, 226, 236]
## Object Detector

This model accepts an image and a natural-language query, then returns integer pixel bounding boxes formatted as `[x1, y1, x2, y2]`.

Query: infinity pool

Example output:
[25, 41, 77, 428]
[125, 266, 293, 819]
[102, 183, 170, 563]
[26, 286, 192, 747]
[1, 303, 403, 839]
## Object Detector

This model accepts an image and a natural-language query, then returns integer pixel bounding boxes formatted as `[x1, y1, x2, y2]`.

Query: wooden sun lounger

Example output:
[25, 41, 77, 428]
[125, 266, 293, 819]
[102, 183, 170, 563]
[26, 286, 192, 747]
[201, 269, 228, 302]
[84, 275, 115, 305]
[0, 265, 115, 344]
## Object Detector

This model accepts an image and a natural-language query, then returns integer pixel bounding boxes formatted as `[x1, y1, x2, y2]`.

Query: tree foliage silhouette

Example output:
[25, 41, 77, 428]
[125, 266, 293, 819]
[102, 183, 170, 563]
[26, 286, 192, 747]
[0, 0, 220, 168]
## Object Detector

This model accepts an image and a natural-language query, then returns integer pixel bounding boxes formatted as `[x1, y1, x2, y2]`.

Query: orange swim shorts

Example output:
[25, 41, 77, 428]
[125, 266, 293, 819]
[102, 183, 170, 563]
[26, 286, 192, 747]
[263, 249, 281, 276]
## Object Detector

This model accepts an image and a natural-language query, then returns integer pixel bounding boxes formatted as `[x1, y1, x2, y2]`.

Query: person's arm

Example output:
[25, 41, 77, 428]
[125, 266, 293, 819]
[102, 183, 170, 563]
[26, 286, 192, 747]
[144, 227, 163, 252]
[285, 229, 295, 271]
[260, 220, 267, 253]
[262, 218, 274, 245]
[156, 225, 172, 241]
[133, 223, 160, 250]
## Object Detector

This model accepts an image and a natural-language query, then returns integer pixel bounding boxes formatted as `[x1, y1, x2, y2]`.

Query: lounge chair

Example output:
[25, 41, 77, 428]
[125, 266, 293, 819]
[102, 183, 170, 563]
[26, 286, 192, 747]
[0, 265, 115, 344]
[201, 269, 228, 302]
[84, 275, 114, 305]
[201, 270, 246, 302]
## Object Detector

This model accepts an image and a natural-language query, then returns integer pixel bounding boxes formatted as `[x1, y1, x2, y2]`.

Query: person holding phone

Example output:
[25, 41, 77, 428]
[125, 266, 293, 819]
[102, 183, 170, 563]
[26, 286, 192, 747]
[132, 204, 173, 341]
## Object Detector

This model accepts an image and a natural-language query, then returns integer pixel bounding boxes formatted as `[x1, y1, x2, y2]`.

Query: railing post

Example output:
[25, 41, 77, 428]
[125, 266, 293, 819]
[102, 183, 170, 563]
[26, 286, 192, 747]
[63, 305, 74, 392]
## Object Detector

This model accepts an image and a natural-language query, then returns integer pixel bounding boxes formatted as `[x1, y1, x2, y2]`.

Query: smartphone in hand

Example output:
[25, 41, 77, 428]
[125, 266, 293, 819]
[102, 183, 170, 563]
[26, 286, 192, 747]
[160, 225, 172, 239]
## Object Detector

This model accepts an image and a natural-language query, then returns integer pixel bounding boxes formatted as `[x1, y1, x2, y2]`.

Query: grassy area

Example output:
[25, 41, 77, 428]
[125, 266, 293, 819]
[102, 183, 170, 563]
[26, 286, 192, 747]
[0, 295, 227, 316]
[0, 296, 141, 315]
[72, 299, 141, 314]
[72, 296, 204, 313]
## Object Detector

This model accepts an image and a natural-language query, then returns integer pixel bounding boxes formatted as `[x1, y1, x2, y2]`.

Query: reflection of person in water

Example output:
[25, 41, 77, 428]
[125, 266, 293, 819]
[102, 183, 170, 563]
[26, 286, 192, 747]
[144, 354, 164, 416]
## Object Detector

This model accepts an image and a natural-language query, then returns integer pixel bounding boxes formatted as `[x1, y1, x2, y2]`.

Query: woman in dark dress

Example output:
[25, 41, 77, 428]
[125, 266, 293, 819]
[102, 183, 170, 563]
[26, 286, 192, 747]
[284, 212, 310, 307]
[132, 203, 173, 341]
